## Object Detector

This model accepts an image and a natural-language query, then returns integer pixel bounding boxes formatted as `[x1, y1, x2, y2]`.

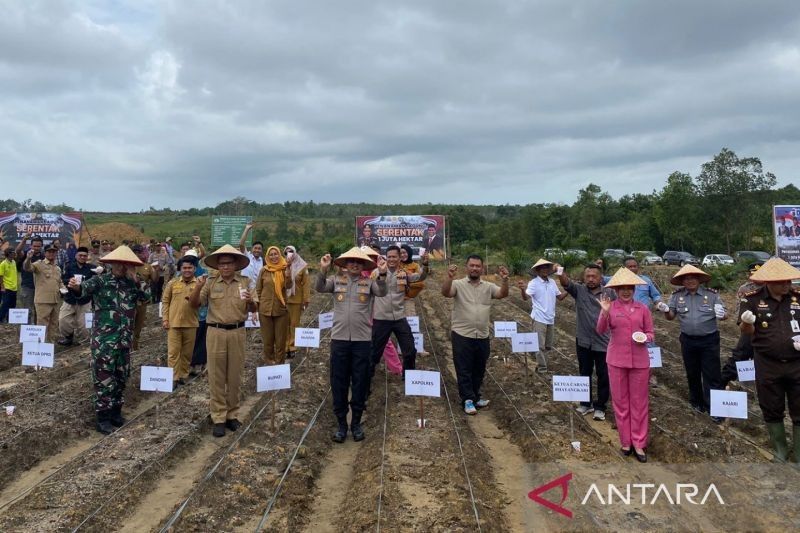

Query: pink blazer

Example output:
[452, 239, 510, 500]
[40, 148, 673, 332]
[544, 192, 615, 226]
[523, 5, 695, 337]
[596, 299, 654, 369]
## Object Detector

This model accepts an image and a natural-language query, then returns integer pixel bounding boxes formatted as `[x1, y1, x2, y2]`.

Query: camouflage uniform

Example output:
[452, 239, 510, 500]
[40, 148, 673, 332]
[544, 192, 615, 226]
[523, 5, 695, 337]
[79, 273, 150, 412]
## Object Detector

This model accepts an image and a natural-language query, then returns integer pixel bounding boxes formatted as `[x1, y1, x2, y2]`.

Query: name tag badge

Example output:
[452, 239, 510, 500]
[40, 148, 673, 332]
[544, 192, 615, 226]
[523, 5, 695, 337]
[791, 320, 800, 333]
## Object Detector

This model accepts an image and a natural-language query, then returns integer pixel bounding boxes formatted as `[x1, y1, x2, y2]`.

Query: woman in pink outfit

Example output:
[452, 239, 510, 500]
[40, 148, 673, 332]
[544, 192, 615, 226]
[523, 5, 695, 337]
[596, 268, 654, 463]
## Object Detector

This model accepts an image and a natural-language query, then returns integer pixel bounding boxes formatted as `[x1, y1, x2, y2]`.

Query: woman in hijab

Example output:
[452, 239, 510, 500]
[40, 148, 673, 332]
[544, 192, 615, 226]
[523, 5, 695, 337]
[283, 245, 310, 358]
[400, 244, 428, 300]
[255, 246, 294, 365]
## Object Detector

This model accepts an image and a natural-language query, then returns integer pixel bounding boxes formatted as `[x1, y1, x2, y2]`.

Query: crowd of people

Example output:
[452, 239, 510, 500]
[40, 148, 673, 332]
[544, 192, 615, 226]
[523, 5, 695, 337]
[2, 228, 800, 464]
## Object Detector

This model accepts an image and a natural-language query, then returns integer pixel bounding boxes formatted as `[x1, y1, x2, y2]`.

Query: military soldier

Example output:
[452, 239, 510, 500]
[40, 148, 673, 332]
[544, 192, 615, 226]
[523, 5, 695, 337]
[131, 244, 159, 350]
[188, 244, 255, 438]
[316, 247, 387, 443]
[720, 262, 764, 388]
[162, 253, 200, 387]
[658, 264, 727, 422]
[24, 244, 65, 343]
[68, 246, 150, 434]
[739, 258, 800, 462]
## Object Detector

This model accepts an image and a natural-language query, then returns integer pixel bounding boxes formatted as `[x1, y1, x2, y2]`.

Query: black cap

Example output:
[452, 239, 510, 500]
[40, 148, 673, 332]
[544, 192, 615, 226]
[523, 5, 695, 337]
[177, 255, 199, 268]
[44, 245, 56, 252]
[76, 246, 89, 253]
[131, 244, 144, 253]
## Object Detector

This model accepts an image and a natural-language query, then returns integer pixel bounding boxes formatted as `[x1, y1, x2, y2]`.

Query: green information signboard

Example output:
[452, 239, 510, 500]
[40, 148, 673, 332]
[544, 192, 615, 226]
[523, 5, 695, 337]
[211, 215, 252, 248]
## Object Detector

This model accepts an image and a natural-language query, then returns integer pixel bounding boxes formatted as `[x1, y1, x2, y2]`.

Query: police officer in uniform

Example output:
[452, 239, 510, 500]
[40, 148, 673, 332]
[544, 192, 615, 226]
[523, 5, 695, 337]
[739, 258, 800, 462]
[658, 265, 727, 421]
[189, 244, 255, 438]
[316, 247, 387, 443]
[131, 244, 159, 351]
[720, 262, 764, 388]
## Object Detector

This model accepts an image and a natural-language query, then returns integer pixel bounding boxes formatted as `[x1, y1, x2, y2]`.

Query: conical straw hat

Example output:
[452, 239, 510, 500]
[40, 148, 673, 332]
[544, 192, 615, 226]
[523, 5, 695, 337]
[99, 245, 143, 266]
[749, 257, 800, 282]
[605, 267, 647, 288]
[671, 264, 711, 285]
[334, 247, 377, 269]
[204, 244, 250, 271]
[531, 258, 553, 269]
[360, 245, 380, 260]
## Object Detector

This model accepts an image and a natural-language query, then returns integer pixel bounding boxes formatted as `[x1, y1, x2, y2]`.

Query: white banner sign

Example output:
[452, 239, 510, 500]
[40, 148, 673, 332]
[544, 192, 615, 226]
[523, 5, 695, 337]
[736, 361, 756, 382]
[710, 389, 748, 419]
[552, 375, 591, 402]
[404, 370, 441, 397]
[257, 364, 292, 392]
[84, 312, 94, 329]
[22, 342, 55, 368]
[295, 328, 320, 348]
[8, 308, 29, 324]
[494, 321, 517, 338]
[648, 347, 662, 368]
[413, 333, 424, 353]
[140, 366, 174, 392]
[406, 316, 420, 333]
[19, 325, 46, 343]
[511, 332, 539, 353]
[318, 312, 334, 330]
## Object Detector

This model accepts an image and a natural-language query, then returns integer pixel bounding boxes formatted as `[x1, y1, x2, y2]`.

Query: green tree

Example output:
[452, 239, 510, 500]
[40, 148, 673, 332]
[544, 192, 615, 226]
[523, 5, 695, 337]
[654, 172, 698, 252]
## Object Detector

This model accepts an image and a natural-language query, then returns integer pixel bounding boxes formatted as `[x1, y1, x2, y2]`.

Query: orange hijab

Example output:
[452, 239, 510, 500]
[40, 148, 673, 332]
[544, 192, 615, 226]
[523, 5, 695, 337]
[264, 246, 287, 306]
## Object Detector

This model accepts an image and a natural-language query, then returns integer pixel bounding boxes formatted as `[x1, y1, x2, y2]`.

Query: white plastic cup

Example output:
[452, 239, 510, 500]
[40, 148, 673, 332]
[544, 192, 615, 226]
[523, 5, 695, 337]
[571, 440, 581, 452]
[73, 274, 83, 284]
[6, 405, 15, 416]
[556, 266, 564, 275]
[239, 287, 247, 300]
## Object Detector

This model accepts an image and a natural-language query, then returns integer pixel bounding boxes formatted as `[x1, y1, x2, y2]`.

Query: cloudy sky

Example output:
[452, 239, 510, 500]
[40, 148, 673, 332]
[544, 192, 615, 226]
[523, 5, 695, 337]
[2, 0, 799, 211]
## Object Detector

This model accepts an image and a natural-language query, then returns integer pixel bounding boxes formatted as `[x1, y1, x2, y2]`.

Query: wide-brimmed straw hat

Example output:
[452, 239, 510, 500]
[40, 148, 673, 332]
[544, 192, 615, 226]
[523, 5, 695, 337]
[529, 258, 553, 275]
[671, 264, 711, 285]
[204, 244, 250, 271]
[749, 257, 800, 282]
[605, 267, 647, 288]
[334, 247, 377, 269]
[99, 245, 143, 266]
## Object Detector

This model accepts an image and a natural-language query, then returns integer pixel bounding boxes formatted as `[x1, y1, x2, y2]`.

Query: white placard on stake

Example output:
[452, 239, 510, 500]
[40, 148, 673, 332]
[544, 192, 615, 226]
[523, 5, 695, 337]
[19, 325, 46, 343]
[318, 312, 334, 330]
[511, 332, 539, 353]
[648, 347, 663, 368]
[295, 328, 320, 348]
[84, 312, 94, 329]
[158, 302, 163, 318]
[404, 370, 441, 397]
[22, 342, 55, 368]
[406, 316, 420, 333]
[494, 321, 517, 338]
[140, 366, 174, 393]
[413, 333, 424, 353]
[736, 360, 756, 382]
[257, 364, 292, 392]
[710, 389, 748, 419]
[552, 375, 591, 402]
[8, 309, 29, 324]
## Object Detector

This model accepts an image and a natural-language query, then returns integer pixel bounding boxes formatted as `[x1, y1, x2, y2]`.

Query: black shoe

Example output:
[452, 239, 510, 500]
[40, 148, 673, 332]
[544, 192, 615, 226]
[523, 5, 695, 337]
[620, 447, 633, 457]
[225, 419, 242, 431]
[634, 449, 648, 463]
[109, 405, 126, 427]
[286, 351, 295, 359]
[213, 423, 226, 437]
[177, 378, 186, 385]
[351, 422, 365, 442]
[332, 423, 347, 443]
[96, 412, 115, 435]
[189, 368, 199, 377]
[710, 416, 724, 424]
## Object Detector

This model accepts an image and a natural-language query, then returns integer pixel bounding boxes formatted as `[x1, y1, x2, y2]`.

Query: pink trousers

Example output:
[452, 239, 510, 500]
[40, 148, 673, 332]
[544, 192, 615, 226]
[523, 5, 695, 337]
[383, 339, 403, 375]
[608, 364, 650, 449]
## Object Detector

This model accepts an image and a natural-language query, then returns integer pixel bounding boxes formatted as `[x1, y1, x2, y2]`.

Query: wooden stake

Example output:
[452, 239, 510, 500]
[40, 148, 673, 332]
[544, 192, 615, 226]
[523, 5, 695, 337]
[418, 397, 424, 429]
[271, 391, 277, 430]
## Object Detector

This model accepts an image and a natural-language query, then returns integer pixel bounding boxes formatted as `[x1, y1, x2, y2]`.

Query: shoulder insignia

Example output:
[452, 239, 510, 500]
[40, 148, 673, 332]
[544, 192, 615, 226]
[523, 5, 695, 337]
[743, 288, 761, 297]
[704, 287, 718, 293]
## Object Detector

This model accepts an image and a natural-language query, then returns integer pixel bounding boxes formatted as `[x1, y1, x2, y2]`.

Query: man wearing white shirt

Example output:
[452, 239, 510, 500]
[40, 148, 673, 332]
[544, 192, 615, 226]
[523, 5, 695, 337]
[238, 222, 263, 289]
[517, 258, 567, 373]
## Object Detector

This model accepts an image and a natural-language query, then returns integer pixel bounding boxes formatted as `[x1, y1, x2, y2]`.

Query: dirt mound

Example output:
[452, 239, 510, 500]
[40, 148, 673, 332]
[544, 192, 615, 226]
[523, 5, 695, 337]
[79, 222, 150, 246]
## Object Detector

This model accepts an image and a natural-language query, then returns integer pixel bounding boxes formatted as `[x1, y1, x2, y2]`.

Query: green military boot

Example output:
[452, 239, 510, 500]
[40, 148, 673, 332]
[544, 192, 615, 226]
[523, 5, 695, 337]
[793, 425, 800, 464]
[766, 422, 788, 462]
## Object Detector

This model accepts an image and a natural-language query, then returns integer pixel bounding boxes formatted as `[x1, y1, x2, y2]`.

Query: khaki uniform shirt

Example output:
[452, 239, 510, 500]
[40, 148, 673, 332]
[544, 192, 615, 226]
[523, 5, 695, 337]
[28, 259, 63, 304]
[447, 277, 501, 339]
[741, 286, 800, 362]
[162, 277, 199, 327]
[286, 268, 311, 305]
[316, 272, 387, 341]
[373, 267, 423, 321]
[254, 268, 293, 316]
[199, 273, 250, 325]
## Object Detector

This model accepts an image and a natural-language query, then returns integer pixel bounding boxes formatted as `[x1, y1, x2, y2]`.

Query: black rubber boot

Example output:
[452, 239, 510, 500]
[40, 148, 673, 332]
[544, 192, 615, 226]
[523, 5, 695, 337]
[793, 425, 800, 464]
[332, 416, 348, 443]
[767, 422, 789, 462]
[109, 405, 126, 428]
[212, 423, 226, 438]
[96, 411, 115, 435]
[351, 411, 365, 442]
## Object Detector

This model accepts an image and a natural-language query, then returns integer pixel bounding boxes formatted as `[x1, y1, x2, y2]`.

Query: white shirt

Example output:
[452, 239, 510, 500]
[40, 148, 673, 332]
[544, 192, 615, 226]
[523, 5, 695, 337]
[241, 251, 263, 290]
[525, 276, 561, 325]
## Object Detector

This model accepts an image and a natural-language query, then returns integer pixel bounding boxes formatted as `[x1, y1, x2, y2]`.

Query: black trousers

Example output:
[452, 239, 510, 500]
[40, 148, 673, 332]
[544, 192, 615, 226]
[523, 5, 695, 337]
[720, 332, 753, 387]
[679, 331, 722, 410]
[754, 354, 800, 424]
[0, 289, 16, 322]
[190, 320, 208, 366]
[451, 331, 490, 405]
[330, 340, 371, 420]
[576, 342, 609, 411]
[370, 318, 417, 374]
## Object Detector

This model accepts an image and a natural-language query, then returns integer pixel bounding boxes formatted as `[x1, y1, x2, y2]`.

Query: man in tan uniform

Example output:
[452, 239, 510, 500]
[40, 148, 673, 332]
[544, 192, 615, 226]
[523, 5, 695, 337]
[24, 245, 64, 342]
[162, 254, 200, 386]
[189, 244, 254, 438]
[131, 244, 158, 350]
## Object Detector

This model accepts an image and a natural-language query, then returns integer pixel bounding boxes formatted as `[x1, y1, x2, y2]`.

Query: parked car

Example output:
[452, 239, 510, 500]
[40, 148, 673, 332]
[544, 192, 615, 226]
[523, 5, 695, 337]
[662, 250, 700, 266]
[734, 250, 771, 264]
[602, 248, 628, 260]
[702, 254, 735, 268]
[544, 248, 564, 260]
[565, 248, 588, 259]
[641, 254, 663, 266]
